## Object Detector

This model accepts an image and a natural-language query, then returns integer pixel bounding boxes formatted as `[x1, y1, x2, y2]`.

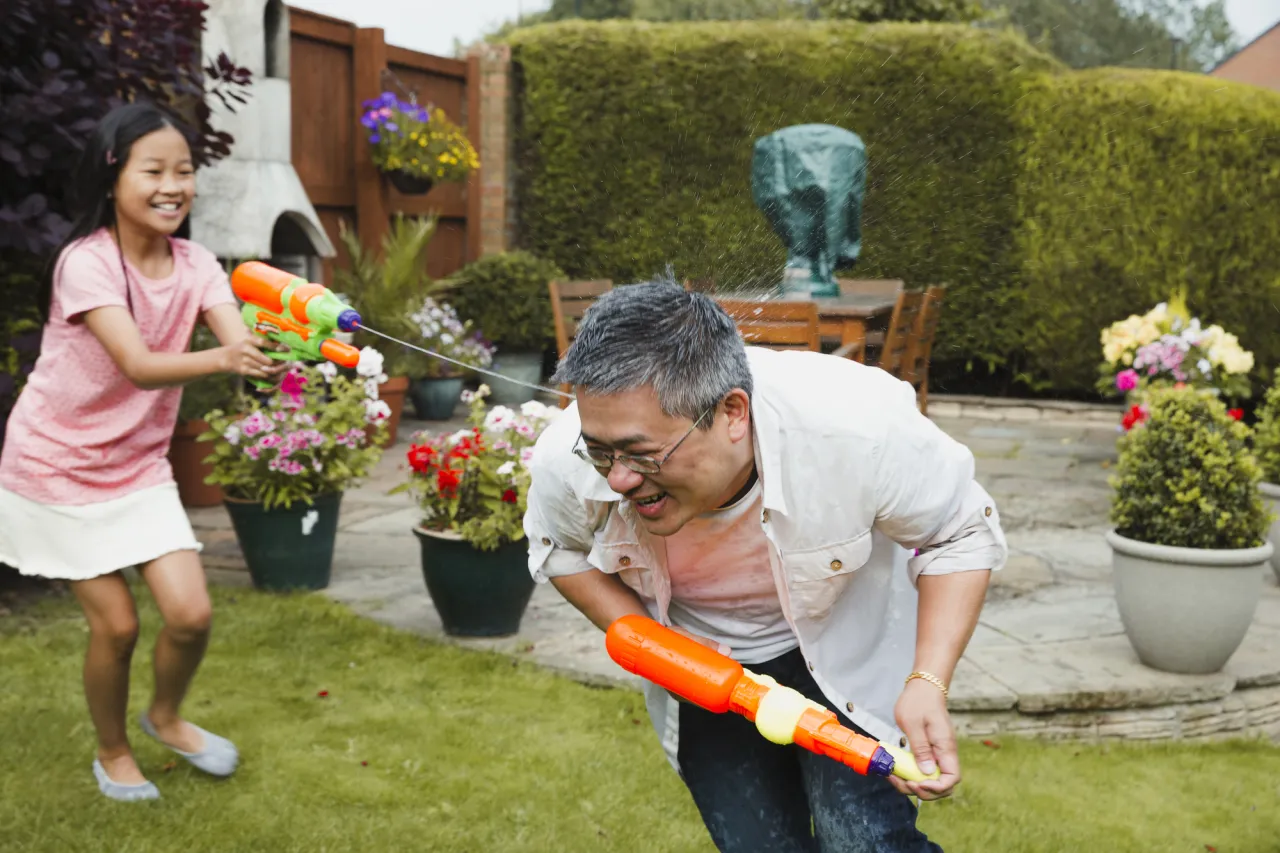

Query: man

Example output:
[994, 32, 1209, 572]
[522, 278, 1006, 852]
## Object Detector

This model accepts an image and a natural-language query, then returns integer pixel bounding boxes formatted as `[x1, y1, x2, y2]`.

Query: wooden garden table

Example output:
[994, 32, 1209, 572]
[716, 292, 899, 361]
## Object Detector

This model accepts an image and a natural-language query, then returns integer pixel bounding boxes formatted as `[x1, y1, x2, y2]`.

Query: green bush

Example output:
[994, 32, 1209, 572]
[508, 20, 1058, 380]
[506, 21, 1280, 395]
[444, 251, 565, 352]
[1013, 69, 1280, 394]
[1110, 386, 1269, 550]
[1252, 368, 1280, 485]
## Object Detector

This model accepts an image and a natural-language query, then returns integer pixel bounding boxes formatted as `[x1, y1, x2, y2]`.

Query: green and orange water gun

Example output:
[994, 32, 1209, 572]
[605, 614, 940, 782]
[230, 261, 364, 387]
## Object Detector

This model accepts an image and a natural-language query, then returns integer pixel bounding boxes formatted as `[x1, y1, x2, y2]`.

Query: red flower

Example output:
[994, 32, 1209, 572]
[1228, 408, 1244, 421]
[437, 467, 462, 496]
[407, 444, 437, 473]
[501, 489, 517, 504]
[1121, 404, 1148, 431]
[317, 690, 329, 698]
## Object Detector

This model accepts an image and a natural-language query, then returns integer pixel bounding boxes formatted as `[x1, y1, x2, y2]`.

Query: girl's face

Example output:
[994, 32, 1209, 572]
[113, 126, 195, 237]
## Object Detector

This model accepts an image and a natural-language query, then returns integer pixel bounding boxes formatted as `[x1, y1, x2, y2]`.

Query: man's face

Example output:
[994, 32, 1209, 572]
[575, 385, 752, 537]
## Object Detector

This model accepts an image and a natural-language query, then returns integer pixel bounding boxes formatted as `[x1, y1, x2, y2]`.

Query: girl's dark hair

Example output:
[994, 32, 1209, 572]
[39, 100, 196, 322]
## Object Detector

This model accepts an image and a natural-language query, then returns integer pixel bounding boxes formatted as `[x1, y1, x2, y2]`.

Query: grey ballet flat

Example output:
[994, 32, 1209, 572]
[139, 713, 239, 777]
[93, 759, 160, 802]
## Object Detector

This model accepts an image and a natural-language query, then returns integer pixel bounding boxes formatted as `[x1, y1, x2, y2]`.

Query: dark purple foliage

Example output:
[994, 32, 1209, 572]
[0, 0, 252, 256]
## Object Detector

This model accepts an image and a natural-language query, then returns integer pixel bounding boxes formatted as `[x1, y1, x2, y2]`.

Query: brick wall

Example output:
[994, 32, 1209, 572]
[469, 43, 514, 256]
[1211, 23, 1280, 93]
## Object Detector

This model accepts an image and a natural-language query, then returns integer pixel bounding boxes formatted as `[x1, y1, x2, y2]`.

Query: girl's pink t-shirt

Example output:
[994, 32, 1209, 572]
[0, 229, 236, 505]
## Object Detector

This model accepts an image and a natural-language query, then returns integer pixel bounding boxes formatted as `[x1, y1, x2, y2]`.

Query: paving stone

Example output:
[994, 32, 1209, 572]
[947, 658, 1018, 711]
[989, 554, 1054, 596]
[967, 635, 1237, 712]
[342, 507, 422, 535]
[979, 593, 1123, 644]
[1225, 626, 1280, 688]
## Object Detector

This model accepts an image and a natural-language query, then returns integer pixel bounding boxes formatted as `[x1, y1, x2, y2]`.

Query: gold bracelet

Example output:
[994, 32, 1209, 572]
[905, 670, 949, 698]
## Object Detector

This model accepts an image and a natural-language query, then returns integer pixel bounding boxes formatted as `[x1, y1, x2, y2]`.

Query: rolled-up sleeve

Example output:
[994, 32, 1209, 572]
[870, 385, 1008, 585]
[523, 442, 599, 584]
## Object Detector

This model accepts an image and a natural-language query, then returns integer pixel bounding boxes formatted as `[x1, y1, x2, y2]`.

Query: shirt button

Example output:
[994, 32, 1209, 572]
[541, 537, 551, 546]
[807, 660, 814, 671]
[845, 701, 855, 712]
[619, 555, 631, 567]
[762, 509, 770, 523]
[829, 559, 843, 571]
[900, 736, 908, 748]
[985, 506, 993, 517]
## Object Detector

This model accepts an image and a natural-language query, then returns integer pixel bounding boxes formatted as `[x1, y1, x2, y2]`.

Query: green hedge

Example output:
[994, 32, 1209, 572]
[507, 21, 1280, 396]
[510, 21, 1059, 380]
[1012, 69, 1280, 394]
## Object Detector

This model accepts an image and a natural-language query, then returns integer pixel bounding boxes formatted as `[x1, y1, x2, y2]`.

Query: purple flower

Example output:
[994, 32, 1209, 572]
[1115, 369, 1139, 392]
[370, 133, 381, 144]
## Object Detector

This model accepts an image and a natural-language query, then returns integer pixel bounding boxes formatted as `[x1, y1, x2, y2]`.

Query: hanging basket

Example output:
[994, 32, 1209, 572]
[385, 170, 434, 196]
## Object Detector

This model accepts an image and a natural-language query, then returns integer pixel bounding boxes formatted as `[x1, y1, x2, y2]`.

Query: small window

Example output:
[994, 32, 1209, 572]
[264, 0, 288, 80]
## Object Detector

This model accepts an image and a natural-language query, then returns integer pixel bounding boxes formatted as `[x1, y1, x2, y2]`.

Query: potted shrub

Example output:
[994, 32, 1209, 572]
[390, 385, 561, 636]
[358, 92, 479, 195]
[403, 296, 496, 421]
[170, 326, 239, 507]
[444, 251, 564, 405]
[1097, 290, 1254, 407]
[335, 214, 453, 447]
[1251, 368, 1280, 583]
[198, 356, 389, 591]
[1106, 385, 1273, 674]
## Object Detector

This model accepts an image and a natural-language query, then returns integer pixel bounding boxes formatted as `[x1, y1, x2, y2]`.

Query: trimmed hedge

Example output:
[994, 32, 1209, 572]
[1013, 69, 1280, 394]
[510, 21, 1059, 380]
[507, 21, 1280, 395]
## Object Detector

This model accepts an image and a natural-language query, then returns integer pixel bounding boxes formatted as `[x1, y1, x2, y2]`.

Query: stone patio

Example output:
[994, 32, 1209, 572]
[192, 394, 1280, 744]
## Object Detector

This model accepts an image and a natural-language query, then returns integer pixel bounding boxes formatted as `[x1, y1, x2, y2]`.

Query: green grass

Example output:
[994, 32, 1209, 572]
[2, 586, 1278, 853]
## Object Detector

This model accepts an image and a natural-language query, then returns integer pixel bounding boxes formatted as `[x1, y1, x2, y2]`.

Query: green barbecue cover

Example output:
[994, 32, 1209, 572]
[751, 124, 867, 297]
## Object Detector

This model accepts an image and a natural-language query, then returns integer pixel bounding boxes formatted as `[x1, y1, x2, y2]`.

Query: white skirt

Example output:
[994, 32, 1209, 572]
[0, 482, 203, 581]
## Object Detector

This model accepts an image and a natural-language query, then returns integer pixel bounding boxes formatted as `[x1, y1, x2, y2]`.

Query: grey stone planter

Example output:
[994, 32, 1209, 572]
[1258, 482, 1280, 583]
[1106, 529, 1271, 674]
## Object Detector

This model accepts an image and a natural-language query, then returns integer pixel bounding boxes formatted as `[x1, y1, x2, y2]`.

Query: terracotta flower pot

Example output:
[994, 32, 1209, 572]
[377, 375, 410, 448]
[168, 419, 222, 507]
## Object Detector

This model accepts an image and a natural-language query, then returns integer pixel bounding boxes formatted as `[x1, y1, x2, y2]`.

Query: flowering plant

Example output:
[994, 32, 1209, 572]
[359, 92, 479, 185]
[198, 349, 392, 510]
[1098, 292, 1254, 403]
[391, 385, 560, 550]
[403, 296, 496, 379]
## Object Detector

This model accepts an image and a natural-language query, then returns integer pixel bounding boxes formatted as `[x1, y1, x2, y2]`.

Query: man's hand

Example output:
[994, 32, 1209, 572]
[890, 678, 959, 800]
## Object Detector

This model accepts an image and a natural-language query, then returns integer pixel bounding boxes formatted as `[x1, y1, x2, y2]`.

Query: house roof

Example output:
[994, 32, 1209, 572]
[1211, 18, 1280, 73]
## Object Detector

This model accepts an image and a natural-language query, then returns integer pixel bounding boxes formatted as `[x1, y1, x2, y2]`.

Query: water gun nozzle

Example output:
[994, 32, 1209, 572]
[337, 308, 362, 333]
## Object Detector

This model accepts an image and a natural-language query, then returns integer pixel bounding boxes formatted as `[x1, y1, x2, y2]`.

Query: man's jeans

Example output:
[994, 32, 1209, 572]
[675, 648, 944, 853]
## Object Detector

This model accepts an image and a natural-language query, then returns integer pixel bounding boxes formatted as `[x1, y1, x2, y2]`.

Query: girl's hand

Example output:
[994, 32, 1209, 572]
[219, 336, 290, 379]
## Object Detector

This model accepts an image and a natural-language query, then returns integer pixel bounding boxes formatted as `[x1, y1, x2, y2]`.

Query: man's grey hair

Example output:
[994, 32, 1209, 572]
[551, 274, 752, 425]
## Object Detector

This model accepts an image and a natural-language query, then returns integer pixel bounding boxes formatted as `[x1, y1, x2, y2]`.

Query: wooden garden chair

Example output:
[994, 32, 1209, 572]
[716, 299, 823, 352]
[906, 285, 946, 415]
[548, 278, 613, 407]
[836, 278, 904, 359]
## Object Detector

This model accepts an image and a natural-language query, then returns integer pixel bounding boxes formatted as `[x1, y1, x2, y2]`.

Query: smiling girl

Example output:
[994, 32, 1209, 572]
[0, 101, 288, 801]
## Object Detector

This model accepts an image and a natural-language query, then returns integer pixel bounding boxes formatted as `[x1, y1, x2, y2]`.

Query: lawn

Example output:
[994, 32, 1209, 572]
[1, 585, 1277, 853]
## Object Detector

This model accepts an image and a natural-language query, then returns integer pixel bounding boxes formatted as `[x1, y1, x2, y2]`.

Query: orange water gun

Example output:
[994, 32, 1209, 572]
[230, 262, 364, 386]
[605, 614, 940, 782]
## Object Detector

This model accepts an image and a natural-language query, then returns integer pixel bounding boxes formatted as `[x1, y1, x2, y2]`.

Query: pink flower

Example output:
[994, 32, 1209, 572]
[240, 411, 274, 438]
[280, 369, 308, 407]
[1115, 369, 1139, 392]
[245, 446, 262, 460]
[257, 433, 283, 449]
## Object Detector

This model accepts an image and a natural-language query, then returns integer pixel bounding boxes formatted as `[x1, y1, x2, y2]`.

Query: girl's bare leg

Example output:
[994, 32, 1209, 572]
[70, 572, 147, 784]
[138, 549, 212, 753]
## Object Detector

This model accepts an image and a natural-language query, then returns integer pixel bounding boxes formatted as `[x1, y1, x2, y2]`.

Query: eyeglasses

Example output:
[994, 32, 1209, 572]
[574, 407, 713, 475]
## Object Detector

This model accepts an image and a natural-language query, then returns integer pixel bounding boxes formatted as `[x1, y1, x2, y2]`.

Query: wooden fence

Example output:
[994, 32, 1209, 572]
[287, 6, 481, 284]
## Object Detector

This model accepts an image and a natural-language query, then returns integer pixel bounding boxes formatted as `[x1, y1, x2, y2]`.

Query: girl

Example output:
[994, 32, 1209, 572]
[0, 101, 288, 802]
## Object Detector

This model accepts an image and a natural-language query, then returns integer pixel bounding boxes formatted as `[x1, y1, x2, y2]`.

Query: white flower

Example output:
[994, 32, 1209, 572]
[448, 429, 472, 445]
[519, 447, 536, 469]
[496, 461, 515, 476]
[1197, 358, 1212, 375]
[460, 390, 475, 403]
[223, 425, 241, 445]
[316, 362, 338, 383]
[356, 347, 385, 378]
[476, 384, 491, 399]
[364, 399, 391, 422]
[520, 400, 549, 419]
[484, 405, 516, 430]
[363, 378, 381, 400]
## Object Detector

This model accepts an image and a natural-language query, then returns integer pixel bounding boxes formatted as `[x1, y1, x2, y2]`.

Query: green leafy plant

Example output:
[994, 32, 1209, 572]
[1109, 385, 1270, 550]
[334, 214, 452, 376]
[199, 359, 389, 510]
[444, 251, 564, 353]
[1251, 368, 1280, 486]
[359, 93, 479, 185]
[391, 386, 562, 550]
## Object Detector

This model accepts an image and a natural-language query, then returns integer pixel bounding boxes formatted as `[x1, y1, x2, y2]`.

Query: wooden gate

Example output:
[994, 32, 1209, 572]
[287, 6, 481, 284]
